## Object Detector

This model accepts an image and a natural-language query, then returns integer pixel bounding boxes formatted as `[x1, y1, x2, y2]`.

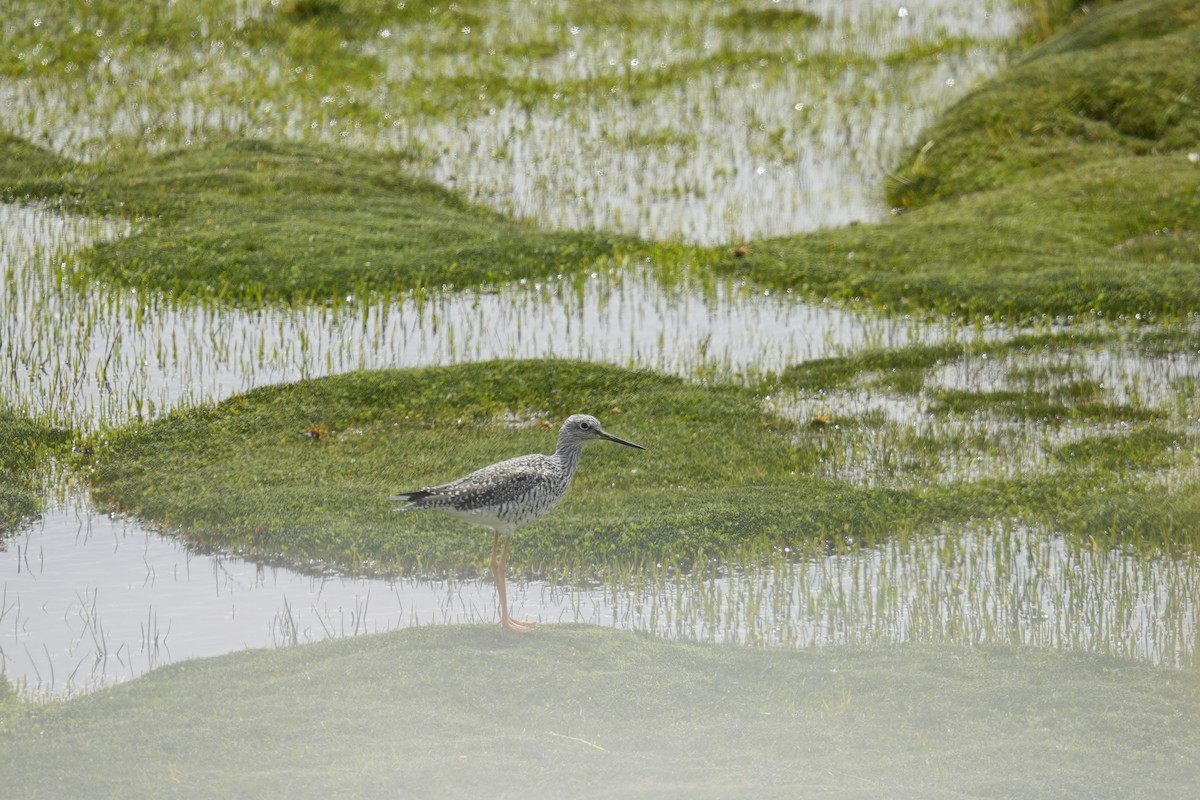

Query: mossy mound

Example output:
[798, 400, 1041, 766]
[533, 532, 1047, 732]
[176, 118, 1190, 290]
[889, 0, 1200, 207]
[79, 360, 936, 573]
[732, 153, 1199, 318]
[79, 354, 1199, 571]
[717, 0, 1200, 320]
[1, 138, 634, 303]
[3, 626, 1197, 798]
[0, 133, 74, 197]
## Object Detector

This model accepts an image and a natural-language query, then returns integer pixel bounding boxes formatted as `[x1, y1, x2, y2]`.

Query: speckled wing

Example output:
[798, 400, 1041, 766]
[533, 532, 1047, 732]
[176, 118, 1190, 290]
[390, 454, 553, 512]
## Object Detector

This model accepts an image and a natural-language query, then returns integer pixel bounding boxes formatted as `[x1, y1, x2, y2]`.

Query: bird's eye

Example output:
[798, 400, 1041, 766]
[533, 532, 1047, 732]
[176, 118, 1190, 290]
[579, 421, 591, 430]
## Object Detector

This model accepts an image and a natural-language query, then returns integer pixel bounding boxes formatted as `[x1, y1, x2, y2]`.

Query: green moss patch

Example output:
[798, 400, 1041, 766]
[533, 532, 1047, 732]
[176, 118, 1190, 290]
[780, 327, 1192, 394]
[927, 384, 1159, 422]
[889, 0, 1200, 207]
[1051, 429, 1190, 472]
[79, 355, 1199, 573]
[1048, 487, 1200, 544]
[1, 138, 633, 303]
[0, 133, 74, 197]
[782, 341, 967, 392]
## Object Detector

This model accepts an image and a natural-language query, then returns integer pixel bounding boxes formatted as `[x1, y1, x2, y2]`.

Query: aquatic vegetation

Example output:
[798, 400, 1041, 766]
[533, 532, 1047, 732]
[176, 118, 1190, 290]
[0, 408, 69, 530]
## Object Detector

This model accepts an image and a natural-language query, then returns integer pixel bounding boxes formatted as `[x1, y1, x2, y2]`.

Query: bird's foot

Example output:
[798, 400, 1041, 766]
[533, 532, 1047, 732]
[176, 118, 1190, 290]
[500, 614, 535, 634]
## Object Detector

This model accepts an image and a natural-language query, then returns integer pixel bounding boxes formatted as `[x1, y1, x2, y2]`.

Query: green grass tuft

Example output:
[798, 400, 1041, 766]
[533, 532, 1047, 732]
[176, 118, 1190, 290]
[0, 408, 71, 532]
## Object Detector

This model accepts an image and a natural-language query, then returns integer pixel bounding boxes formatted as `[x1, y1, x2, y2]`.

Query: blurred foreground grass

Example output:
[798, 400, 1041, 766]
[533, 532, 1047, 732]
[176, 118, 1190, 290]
[2, 625, 1198, 799]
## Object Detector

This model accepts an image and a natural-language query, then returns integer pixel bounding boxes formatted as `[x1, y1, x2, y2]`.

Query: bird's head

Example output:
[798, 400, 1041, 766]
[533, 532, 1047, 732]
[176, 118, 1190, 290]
[558, 414, 645, 450]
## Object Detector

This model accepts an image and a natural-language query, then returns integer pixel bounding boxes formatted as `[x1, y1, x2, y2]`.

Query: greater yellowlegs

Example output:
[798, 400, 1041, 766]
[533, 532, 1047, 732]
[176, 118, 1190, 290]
[389, 414, 645, 632]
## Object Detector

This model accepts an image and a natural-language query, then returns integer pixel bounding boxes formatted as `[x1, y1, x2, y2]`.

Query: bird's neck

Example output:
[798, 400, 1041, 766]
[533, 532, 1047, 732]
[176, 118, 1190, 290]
[554, 442, 584, 476]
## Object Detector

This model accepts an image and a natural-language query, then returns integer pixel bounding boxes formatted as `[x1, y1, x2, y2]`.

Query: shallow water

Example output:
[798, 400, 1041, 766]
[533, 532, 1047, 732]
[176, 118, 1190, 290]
[2, 203, 943, 429]
[0, 500, 483, 696]
[0, 0, 1021, 243]
[4, 499, 1195, 697]
[2, 1, 1196, 700]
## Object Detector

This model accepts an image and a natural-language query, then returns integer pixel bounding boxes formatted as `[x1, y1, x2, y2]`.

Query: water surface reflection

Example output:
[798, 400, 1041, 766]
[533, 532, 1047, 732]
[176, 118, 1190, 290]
[4, 498, 1194, 698]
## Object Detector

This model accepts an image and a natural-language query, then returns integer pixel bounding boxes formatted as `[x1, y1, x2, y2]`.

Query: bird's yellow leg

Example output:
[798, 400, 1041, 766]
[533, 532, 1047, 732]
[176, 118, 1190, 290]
[491, 532, 533, 632]
[489, 530, 502, 578]
[501, 536, 536, 627]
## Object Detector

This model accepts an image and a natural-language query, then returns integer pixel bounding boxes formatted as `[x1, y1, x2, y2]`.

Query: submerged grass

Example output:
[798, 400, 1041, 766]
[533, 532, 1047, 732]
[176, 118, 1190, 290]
[2, 626, 1197, 798]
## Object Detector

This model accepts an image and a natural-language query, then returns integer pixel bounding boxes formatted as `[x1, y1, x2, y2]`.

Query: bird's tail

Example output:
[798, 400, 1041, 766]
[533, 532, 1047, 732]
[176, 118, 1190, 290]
[388, 489, 432, 511]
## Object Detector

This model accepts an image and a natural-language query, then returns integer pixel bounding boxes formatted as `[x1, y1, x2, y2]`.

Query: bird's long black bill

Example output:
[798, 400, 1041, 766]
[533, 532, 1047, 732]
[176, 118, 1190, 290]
[600, 431, 646, 450]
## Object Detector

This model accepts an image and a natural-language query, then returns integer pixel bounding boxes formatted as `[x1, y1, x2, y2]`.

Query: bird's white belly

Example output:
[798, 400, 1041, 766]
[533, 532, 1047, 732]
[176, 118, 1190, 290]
[443, 506, 511, 530]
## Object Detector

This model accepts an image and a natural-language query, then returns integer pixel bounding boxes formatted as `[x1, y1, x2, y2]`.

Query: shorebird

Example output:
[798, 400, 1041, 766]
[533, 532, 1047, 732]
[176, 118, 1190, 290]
[389, 414, 645, 632]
